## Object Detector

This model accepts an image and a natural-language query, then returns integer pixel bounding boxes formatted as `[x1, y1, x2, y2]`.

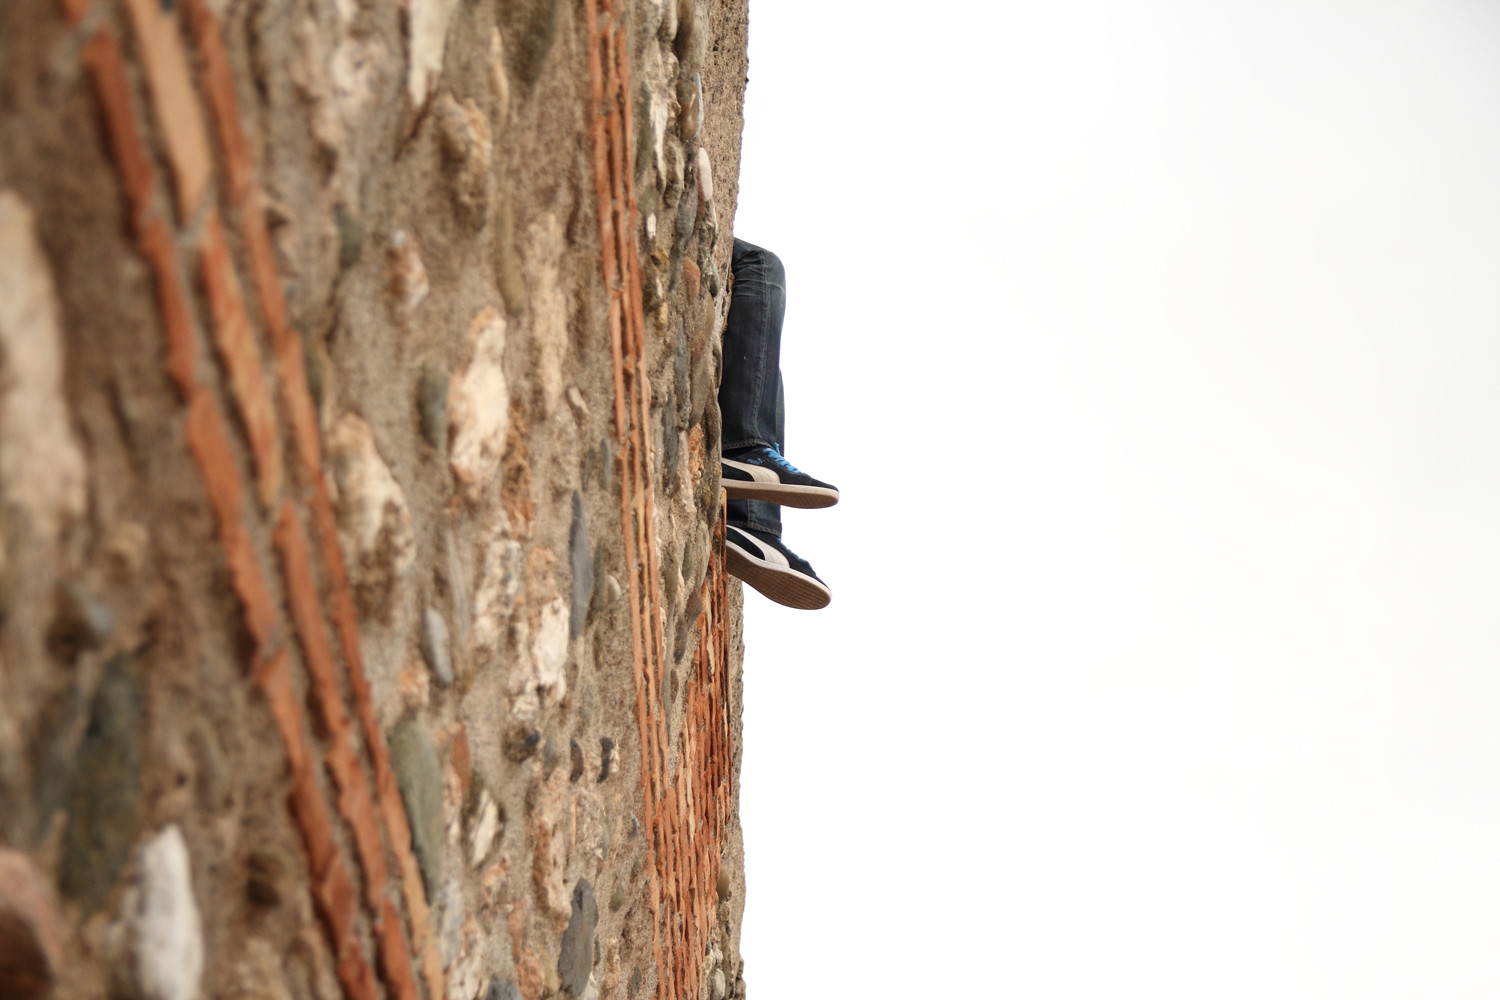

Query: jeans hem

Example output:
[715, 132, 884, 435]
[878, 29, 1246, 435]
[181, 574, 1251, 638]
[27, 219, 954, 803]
[727, 517, 781, 537]
[720, 437, 777, 454]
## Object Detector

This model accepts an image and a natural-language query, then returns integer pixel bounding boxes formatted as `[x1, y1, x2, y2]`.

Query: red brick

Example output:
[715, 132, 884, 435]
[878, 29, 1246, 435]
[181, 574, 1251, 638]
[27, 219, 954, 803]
[181, 0, 253, 201]
[289, 756, 338, 879]
[0, 850, 63, 974]
[302, 480, 442, 998]
[122, 0, 212, 221]
[255, 659, 338, 883]
[240, 191, 291, 348]
[450, 726, 472, 803]
[334, 936, 382, 1000]
[315, 857, 358, 948]
[82, 28, 156, 233]
[274, 331, 326, 478]
[183, 392, 277, 651]
[200, 211, 284, 506]
[373, 781, 442, 997]
[254, 651, 309, 775]
[375, 900, 421, 1000]
[304, 487, 363, 693]
[272, 503, 406, 926]
[583, 12, 739, 989]
[588, 26, 653, 900]
[157, 8, 431, 991]
[324, 738, 389, 913]
[137, 219, 198, 398]
[179, 0, 276, 371]
[417, 933, 443, 1000]
[220, 512, 272, 650]
[272, 503, 351, 735]
[57, 0, 90, 24]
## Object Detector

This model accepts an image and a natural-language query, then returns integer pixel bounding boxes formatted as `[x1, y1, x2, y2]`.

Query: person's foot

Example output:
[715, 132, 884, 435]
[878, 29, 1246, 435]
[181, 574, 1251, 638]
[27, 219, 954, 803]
[720, 446, 839, 508]
[724, 525, 831, 610]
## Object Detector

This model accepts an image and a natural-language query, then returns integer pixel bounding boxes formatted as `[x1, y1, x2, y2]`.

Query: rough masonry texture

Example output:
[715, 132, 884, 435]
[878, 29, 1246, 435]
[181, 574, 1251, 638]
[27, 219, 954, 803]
[0, 1, 752, 998]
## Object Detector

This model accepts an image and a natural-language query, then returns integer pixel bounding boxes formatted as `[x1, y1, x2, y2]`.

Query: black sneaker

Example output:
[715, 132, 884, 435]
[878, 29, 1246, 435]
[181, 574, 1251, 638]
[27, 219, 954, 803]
[725, 525, 832, 610]
[720, 447, 839, 509]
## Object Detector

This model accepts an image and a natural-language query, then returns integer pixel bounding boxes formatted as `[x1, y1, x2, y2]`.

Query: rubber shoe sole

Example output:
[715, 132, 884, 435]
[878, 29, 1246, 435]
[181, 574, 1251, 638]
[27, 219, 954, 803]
[720, 479, 840, 508]
[719, 457, 840, 508]
[725, 535, 832, 611]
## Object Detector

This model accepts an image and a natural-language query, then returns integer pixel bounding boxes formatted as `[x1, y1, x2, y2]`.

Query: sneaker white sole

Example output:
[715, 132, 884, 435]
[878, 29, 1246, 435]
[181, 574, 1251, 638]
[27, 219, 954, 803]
[720, 458, 840, 509]
[720, 480, 840, 509]
[725, 538, 832, 610]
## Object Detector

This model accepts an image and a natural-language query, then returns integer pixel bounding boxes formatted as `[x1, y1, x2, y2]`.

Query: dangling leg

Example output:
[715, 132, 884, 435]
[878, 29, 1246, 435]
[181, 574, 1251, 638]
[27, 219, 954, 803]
[718, 240, 835, 610]
[719, 239, 785, 455]
[718, 240, 839, 514]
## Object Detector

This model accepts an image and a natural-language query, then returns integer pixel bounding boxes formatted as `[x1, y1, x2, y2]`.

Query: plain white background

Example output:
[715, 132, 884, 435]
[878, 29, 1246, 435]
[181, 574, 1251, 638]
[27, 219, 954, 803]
[729, 2, 1500, 997]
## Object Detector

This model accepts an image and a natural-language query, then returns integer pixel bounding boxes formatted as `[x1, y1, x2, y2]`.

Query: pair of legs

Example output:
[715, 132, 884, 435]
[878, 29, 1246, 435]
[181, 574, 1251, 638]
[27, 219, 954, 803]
[717, 239, 838, 610]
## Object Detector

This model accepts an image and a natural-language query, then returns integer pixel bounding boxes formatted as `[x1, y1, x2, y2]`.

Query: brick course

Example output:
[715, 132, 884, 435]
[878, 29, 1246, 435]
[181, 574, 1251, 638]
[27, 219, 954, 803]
[63, 3, 435, 996]
[587, 2, 736, 996]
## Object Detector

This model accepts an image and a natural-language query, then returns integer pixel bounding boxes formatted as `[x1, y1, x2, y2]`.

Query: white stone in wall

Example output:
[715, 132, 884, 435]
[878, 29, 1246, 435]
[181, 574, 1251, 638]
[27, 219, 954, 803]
[502, 594, 568, 726]
[470, 788, 500, 867]
[505, 615, 541, 725]
[650, 94, 669, 186]
[448, 947, 486, 1000]
[532, 595, 569, 706]
[566, 385, 591, 421]
[404, 0, 461, 109]
[386, 229, 430, 316]
[0, 192, 85, 544]
[489, 28, 511, 131]
[696, 146, 714, 203]
[666, 140, 686, 196]
[328, 413, 415, 605]
[436, 94, 493, 227]
[329, 37, 383, 137]
[133, 826, 203, 1000]
[640, 0, 665, 39]
[572, 785, 608, 862]
[448, 306, 509, 503]
[288, 14, 383, 204]
[524, 215, 568, 417]
[471, 519, 522, 661]
[529, 774, 570, 927]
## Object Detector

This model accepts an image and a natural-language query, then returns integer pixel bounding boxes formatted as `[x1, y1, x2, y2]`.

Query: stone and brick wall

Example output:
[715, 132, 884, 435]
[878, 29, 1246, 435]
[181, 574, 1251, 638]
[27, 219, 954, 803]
[0, 1, 750, 998]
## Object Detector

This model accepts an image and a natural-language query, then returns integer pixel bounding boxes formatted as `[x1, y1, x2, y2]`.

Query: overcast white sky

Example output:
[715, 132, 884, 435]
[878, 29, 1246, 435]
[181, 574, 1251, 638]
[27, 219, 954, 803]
[729, 2, 1500, 997]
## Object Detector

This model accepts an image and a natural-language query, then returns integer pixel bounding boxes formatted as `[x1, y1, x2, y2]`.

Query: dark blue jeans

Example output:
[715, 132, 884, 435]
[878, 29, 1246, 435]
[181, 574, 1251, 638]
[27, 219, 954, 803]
[720, 239, 786, 537]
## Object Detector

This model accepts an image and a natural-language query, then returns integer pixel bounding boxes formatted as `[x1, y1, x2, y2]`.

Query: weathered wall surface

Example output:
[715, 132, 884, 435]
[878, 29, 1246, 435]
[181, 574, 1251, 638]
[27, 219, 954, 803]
[0, 1, 750, 998]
